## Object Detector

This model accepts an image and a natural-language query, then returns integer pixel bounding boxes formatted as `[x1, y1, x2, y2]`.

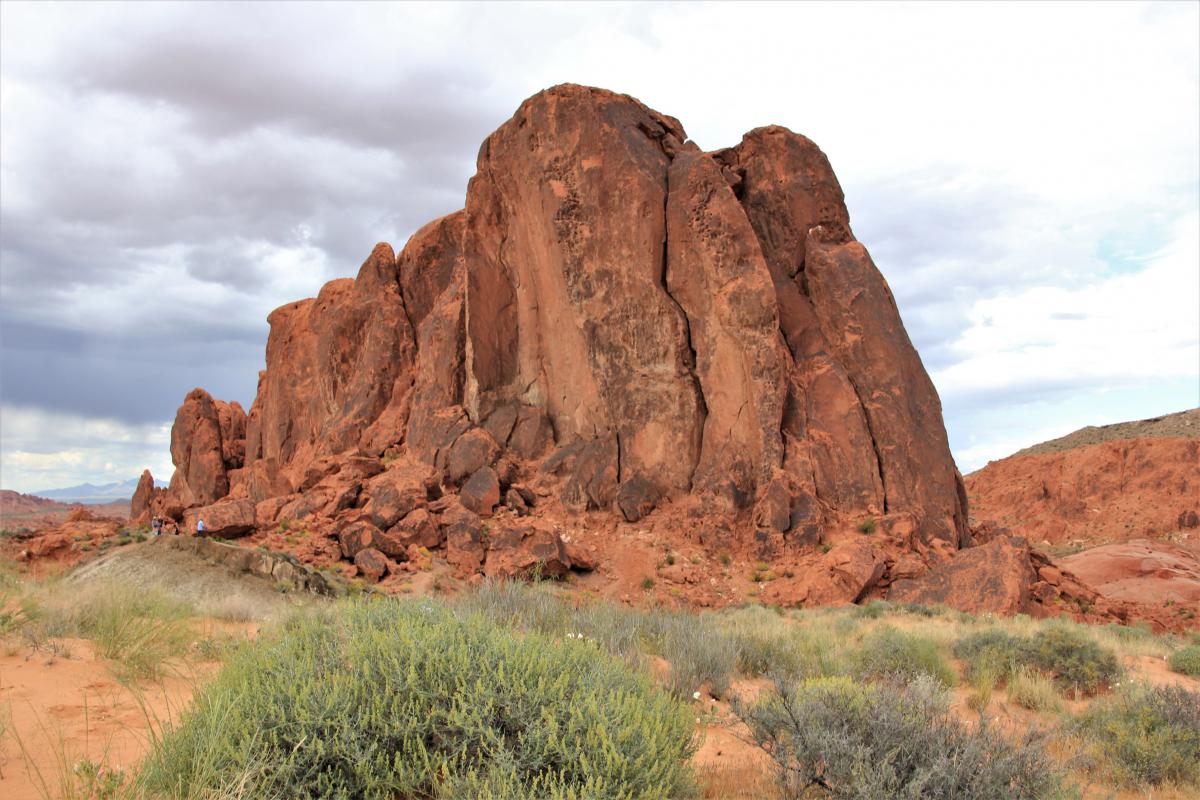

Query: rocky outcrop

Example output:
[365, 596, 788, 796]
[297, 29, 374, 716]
[1059, 540, 1200, 604]
[151, 84, 969, 588]
[967, 436, 1199, 547]
[890, 536, 1038, 615]
[130, 469, 160, 524]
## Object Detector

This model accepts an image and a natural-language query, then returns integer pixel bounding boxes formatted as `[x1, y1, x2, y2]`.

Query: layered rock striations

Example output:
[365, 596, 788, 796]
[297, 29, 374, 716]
[149, 84, 969, 585]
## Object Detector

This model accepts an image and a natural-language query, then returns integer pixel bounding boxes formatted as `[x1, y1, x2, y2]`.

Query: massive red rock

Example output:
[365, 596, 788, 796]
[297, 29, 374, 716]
[148, 84, 971, 589]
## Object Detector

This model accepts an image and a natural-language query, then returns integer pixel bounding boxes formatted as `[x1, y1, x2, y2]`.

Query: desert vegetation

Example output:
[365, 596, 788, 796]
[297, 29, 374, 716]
[2, 562, 1200, 799]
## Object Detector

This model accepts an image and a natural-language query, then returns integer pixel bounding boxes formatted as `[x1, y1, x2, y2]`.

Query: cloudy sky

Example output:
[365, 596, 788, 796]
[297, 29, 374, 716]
[1, 1, 1197, 494]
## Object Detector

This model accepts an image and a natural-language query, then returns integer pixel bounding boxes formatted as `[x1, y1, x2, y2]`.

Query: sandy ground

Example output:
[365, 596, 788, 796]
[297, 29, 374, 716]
[3, 542, 1200, 799]
[0, 641, 213, 800]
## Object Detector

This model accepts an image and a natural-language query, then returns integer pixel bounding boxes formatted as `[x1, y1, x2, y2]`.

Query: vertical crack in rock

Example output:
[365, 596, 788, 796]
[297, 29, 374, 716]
[658, 173, 707, 489]
[842, 374, 889, 514]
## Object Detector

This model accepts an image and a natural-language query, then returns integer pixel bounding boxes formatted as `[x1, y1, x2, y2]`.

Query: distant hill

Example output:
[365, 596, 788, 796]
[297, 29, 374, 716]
[966, 407, 1199, 547]
[33, 477, 142, 504]
[1011, 407, 1199, 458]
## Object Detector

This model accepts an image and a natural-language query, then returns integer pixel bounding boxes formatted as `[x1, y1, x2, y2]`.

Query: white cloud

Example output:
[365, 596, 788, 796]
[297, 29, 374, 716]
[0, 404, 173, 494]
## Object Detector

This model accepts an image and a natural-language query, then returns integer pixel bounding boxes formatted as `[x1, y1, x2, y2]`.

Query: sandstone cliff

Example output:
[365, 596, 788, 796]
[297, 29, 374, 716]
[147, 84, 970, 588]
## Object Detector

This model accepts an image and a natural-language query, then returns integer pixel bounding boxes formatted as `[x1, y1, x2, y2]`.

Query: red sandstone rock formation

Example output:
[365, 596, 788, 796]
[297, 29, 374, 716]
[967, 437, 1199, 547]
[149, 84, 971, 589]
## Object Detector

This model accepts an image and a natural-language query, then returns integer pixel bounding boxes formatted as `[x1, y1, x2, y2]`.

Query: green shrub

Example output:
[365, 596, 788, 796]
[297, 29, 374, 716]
[954, 629, 1025, 684]
[733, 675, 1069, 799]
[955, 625, 1121, 697]
[730, 627, 804, 679]
[1169, 644, 1200, 677]
[138, 599, 697, 799]
[455, 579, 570, 637]
[1021, 624, 1120, 696]
[1076, 684, 1200, 786]
[852, 626, 956, 687]
[857, 517, 877, 534]
[853, 599, 893, 619]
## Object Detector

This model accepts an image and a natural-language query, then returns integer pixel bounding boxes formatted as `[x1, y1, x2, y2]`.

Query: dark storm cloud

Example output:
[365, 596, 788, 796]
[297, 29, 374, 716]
[0, 3, 515, 429]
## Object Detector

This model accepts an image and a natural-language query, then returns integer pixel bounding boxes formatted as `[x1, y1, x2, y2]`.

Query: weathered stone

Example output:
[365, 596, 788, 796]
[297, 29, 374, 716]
[130, 469, 158, 524]
[444, 427, 501, 485]
[385, 508, 443, 551]
[460, 466, 501, 517]
[337, 520, 381, 559]
[561, 435, 618, 512]
[890, 536, 1037, 615]
[182, 499, 256, 538]
[354, 547, 389, 582]
[484, 524, 571, 579]
[616, 475, 660, 523]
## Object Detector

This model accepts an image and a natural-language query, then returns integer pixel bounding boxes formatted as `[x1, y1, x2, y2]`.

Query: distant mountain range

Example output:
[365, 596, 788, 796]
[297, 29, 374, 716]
[33, 477, 144, 504]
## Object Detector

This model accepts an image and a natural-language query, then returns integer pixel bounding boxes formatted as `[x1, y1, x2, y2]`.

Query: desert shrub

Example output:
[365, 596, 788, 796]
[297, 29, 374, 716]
[954, 628, 1025, 684]
[954, 625, 1120, 697]
[1021, 624, 1120, 696]
[1007, 667, 1064, 713]
[730, 626, 804, 679]
[138, 598, 696, 799]
[852, 626, 956, 687]
[1168, 643, 1200, 677]
[25, 579, 194, 680]
[571, 602, 646, 662]
[1075, 684, 1200, 786]
[733, 675, 1069, 799]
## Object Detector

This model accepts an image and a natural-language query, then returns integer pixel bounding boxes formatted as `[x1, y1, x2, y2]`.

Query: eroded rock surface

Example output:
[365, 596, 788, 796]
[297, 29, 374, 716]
[145, 84, 972, 593]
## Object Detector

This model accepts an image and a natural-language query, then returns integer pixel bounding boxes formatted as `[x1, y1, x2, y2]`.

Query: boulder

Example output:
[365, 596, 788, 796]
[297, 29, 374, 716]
[444, 503, 487, 574]
[460, 466, 501, 517]
[889, 536, 1037, 615]
[354, 547, 389, 582]
[182, 498, 256, 538]
[616, 475, 661, 523]
[444, 427, 501, 484]
[484, 524, 571, 580]
[383, 508, 442, 551]
[337, 520, 381, 559]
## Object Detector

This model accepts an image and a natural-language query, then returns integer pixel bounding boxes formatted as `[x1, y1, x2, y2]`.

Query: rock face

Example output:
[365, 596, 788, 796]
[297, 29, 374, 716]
[890, 536, 1038, 615]
[150, 84, 968, 585]
[1060, 540, 1200, 604]
[967, 435, 1199, 547]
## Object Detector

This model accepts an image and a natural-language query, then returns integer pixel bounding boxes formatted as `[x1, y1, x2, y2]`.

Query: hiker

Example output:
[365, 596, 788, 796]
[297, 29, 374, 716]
[197, 518, 206, 537]
[151, 516, 162, 536]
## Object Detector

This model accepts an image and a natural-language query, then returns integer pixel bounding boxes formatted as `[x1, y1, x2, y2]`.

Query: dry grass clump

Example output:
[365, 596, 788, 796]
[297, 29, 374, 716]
[1007, 667, 1065, 713]
[1168, 643, 1200, 677]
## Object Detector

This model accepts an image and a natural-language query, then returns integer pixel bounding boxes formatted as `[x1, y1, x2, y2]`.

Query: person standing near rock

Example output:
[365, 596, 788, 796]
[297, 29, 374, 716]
[197, 518, 206, 537]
